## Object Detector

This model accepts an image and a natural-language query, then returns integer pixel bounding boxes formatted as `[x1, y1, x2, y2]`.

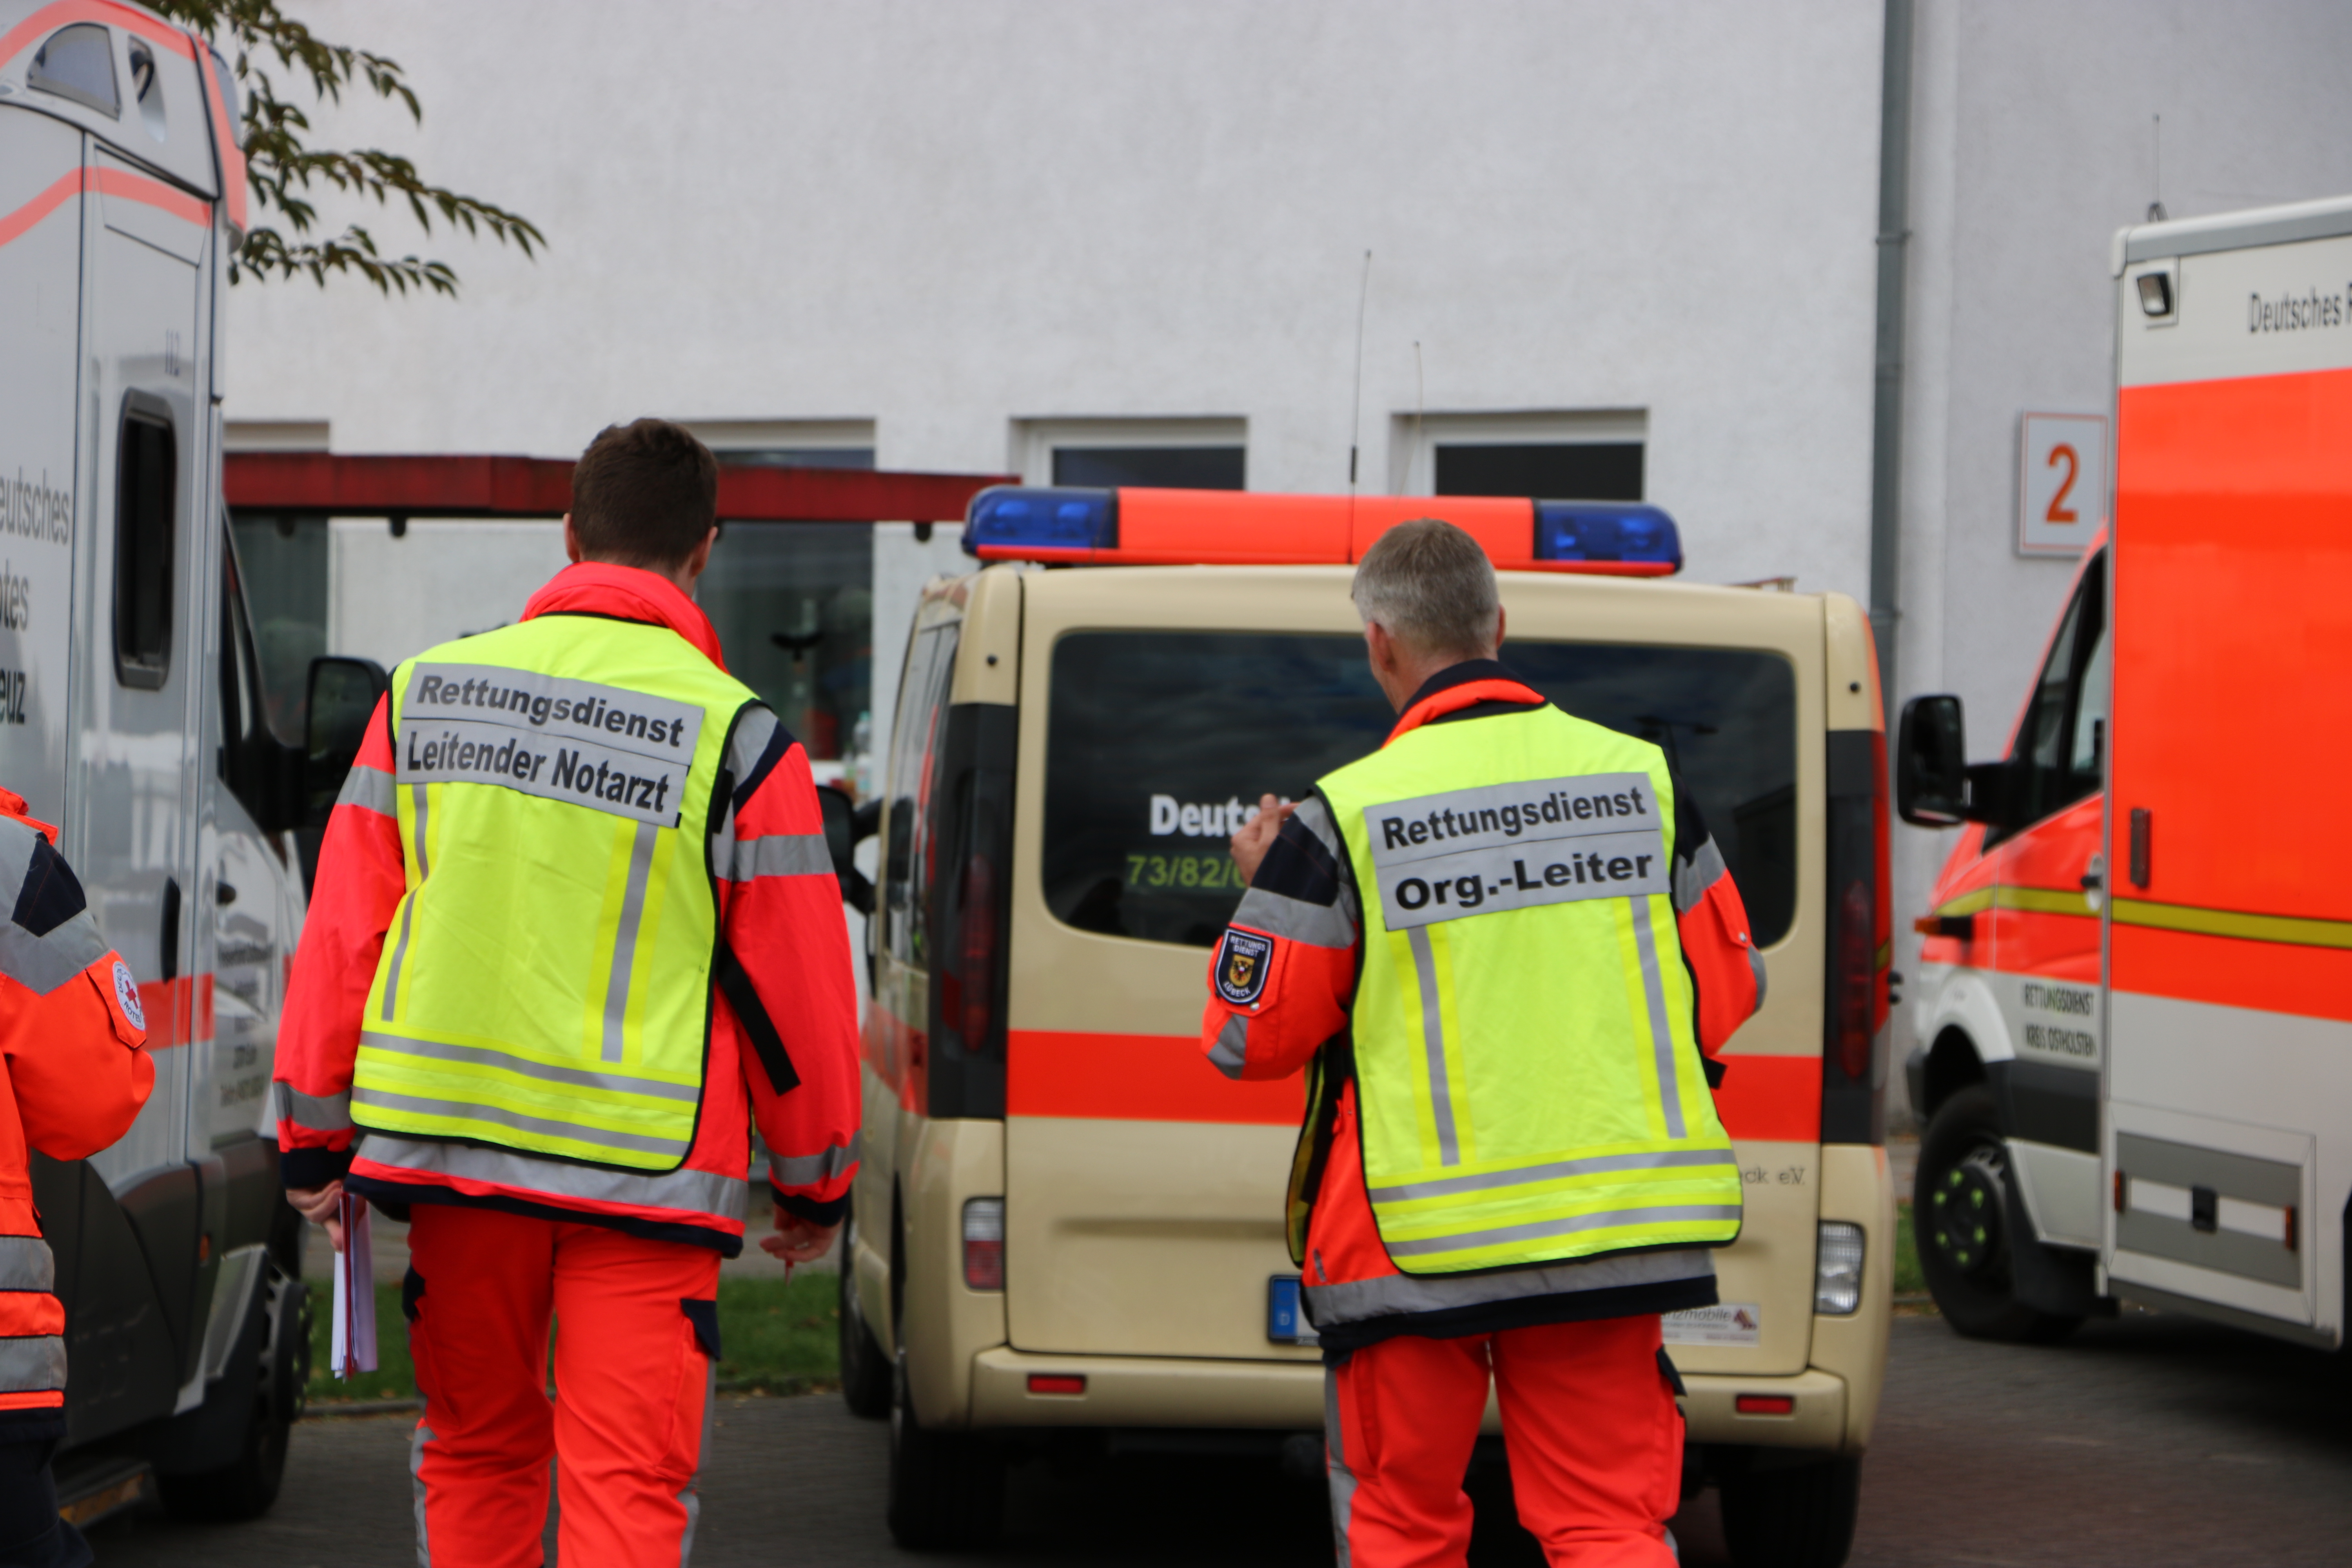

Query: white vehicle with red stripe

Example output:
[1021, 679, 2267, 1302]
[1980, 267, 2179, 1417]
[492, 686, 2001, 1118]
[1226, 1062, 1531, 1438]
[843, 486, 1896, 1564]
[0, 0, 383, 1521]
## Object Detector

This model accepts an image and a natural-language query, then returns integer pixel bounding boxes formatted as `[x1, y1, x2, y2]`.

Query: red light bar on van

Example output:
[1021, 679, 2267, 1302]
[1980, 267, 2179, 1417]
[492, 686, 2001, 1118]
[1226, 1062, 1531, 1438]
[962, 487, 1682, 575]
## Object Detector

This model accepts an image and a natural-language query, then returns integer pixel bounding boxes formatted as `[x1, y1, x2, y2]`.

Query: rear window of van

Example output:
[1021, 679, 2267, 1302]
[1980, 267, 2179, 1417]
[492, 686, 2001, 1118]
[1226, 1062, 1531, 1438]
[1044, 633, 1797, 949]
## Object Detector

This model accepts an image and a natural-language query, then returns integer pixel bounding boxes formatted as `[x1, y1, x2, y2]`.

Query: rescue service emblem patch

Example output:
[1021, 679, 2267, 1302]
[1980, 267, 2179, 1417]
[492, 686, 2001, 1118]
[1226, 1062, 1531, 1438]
[1214, 928, 1274, 1007]
[113, 960, 145, 1030]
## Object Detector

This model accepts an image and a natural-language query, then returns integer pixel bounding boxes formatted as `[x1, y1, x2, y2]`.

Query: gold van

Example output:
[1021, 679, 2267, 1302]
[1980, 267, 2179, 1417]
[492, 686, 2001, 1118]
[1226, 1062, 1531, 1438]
[836, 488, 1894, 1565]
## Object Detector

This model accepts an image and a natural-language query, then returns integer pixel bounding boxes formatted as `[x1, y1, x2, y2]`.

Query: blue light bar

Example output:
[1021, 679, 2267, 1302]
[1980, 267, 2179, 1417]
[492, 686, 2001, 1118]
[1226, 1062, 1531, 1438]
[963, 486, 1119, 559]
[1533, 502, 1682, 572]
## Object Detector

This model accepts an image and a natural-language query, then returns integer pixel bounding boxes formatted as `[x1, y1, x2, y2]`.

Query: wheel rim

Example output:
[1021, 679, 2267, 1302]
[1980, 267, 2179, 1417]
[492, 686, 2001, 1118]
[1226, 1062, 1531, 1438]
[1927, 1143, 2007, 1278]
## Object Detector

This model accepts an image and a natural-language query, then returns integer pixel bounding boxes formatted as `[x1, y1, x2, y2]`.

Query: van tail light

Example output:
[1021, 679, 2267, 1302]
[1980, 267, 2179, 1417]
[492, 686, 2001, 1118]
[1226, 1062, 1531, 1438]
[1735, 1394, 1796, 1416]
[1822, 719, 1890, 1142]
[963, 1198, 1005, 1290]
[1834, 878, 1874, 1081]
[960, 853, 996, 1049]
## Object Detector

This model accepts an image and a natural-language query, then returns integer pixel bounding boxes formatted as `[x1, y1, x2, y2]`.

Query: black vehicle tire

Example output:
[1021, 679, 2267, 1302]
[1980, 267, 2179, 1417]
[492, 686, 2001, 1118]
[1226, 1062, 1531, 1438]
[1719, 1454, 1862, 1568]
[838, 1218, 892, 1420]
[156, 1271, 309, 1522]
[1915, 1084, 2082, 1343]
[886, 1348, 1004, 1550]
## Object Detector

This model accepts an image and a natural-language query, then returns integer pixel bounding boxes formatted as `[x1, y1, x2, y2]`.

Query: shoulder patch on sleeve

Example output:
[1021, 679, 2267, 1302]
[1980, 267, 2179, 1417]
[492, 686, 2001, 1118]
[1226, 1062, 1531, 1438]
[11, 834, 87, 937]
[1213, 927, 1275, 1007]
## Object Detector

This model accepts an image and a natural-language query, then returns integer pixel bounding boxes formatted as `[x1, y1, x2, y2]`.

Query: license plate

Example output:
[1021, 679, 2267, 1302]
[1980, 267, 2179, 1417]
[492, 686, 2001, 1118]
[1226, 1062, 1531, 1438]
[1267, 1276, 1319, 1345]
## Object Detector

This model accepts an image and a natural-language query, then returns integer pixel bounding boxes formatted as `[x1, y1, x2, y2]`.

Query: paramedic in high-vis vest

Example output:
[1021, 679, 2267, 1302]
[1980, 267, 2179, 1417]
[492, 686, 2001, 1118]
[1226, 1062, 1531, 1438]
[276, 420, 860, 1567]
[1206, 520, 1765, 1568]
[0, 791, 151, 1568]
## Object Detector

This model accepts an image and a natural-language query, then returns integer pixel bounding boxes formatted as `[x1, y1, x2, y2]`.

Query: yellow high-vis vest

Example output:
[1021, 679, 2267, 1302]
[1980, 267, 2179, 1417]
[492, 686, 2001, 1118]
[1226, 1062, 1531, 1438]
[351, 614, 759, 1172]
[1319, 704, 1743, 1273]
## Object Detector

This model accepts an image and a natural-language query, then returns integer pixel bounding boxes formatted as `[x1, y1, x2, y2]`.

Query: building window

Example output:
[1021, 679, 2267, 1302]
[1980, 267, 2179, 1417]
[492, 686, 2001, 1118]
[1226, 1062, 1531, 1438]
[1016, 418, 1246, 491]
[1393, 410, 1646, 501]
[681, 419, 875, 472]
[689, 422, 881, 777]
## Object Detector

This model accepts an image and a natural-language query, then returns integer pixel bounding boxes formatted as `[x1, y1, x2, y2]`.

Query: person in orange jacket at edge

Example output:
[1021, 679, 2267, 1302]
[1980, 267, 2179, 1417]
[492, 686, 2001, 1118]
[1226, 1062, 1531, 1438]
[0, 791, 153, 1568]
[1205, 519, 1765, 1567]
[274, 419, 861, 1567]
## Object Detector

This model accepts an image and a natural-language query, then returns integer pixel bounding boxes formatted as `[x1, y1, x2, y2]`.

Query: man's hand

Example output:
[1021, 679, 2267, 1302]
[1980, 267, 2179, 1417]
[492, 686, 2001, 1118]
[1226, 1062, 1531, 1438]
[288, 1180, 347, 1253]
[1228, 793, 1296, 886]
[760, 1213, 841, 1268]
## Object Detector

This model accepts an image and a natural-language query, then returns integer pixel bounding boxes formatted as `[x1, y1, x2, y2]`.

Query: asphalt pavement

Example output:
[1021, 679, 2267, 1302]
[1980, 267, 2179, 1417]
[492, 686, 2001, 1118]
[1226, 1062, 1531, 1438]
[85, 1308, 2352, 1566]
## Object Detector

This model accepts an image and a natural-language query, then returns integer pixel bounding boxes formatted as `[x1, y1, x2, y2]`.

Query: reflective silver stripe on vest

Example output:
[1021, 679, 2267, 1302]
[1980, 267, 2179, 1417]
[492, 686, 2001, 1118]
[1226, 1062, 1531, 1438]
[352, 1086, 689, 1158]
[0, 1235, 55, 1292]
[602, 820, 661, 1064]
[1231, 885, 1357, 949]
[0, 1334, 66, 1392]
[1672, 833, 1727, 914]
[1305, 1247, 1713, 1326]
[339, 764, 397, 818]
[769, 1132, 861, 1188]
[1406, 927, 1460, 1166]
[1385, 1204, 1743, 1258]
[723, 833, 830, 882]
[1629, 907, 1686, 1140]
[359, 1134, 750, 1221]
[381, 783, 432, 1022]
[275, 1082, 354, 1134]
[1209, 1013, 1250, 1080]
[362, 1031, 701, 1103]
[1367, 1147, 1739, 1205]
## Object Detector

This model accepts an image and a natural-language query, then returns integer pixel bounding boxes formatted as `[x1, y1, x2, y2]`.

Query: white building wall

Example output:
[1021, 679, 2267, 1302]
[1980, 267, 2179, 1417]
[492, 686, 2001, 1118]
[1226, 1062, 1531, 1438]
[1887, 0, 2352, 1117]
[224, 0, 1886, 597]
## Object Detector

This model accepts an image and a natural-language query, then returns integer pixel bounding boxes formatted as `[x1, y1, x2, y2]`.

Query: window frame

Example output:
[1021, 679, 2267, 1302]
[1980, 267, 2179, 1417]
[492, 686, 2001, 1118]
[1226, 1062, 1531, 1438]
[1989, 548, 2109, 847]
[113, 392, 179, 691]
[881, 618, 961, 970]
[1013, 417, 1247, 490]
[1390, 408, 1648, 497]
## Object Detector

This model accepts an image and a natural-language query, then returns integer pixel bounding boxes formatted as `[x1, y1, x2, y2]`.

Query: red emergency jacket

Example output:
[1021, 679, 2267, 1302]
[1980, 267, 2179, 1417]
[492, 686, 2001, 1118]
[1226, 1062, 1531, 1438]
[1201, 662, 1766, 1348]
[0, 791, 152, 1436]
[274, 563, 862, 1254]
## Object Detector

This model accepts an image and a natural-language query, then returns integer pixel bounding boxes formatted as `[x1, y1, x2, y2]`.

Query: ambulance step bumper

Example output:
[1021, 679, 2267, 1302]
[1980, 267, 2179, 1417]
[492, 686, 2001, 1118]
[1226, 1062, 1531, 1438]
[1680, 1368, 1848, 1450]
[969, 1347, 1325, 1430]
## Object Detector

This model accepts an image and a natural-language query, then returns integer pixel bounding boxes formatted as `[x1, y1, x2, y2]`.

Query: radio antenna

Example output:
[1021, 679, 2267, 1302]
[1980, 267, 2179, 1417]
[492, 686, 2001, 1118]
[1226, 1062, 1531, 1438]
[2147, 114, 2167, 223]
[1348, 249, 1372, 494]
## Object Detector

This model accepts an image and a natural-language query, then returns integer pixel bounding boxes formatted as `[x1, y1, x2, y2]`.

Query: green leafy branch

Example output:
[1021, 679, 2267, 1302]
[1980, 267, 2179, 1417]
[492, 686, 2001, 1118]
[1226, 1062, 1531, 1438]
[150, 0, 544, 296]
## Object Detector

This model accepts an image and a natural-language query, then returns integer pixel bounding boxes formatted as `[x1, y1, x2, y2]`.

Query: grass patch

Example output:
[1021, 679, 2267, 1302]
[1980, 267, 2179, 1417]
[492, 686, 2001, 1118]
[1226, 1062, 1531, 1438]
[1894, 1201, 1927, 1297]
[306, 1273, 840, 1405]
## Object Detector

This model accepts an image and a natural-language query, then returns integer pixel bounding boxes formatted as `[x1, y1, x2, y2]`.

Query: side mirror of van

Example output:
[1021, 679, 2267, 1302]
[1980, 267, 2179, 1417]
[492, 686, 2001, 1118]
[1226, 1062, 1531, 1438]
[1896, 694, 2021, 829]
[1895, 695, 1969, 826]
[816, 783, 875, 917]
[305, 656, 390, 827]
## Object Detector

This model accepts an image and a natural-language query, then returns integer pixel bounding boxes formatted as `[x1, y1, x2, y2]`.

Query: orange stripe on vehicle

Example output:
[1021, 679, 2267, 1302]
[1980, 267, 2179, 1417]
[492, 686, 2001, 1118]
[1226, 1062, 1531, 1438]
[2113, 924, 2352, 1025]
[135, 973, 213, 1049]
[0, 165, 210, 256]
[1711, 1053, 1821, 1143]
[1007, 1029, 1305, 1125]
[0, 169, 82, 250]
[0, 1391, 64, 1410]
[89, 166, 209, 227]
[0, 0, 196, 72]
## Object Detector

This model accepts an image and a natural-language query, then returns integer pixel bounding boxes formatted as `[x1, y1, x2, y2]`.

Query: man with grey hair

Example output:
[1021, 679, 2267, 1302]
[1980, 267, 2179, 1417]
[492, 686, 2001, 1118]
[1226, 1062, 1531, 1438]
[1204, 518, 1766, 1566]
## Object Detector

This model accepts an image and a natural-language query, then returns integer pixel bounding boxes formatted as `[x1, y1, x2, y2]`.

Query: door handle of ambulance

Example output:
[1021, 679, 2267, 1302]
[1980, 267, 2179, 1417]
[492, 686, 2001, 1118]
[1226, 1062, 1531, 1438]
[2078, 871, 2102, 889]
[216, 880, 238, 906]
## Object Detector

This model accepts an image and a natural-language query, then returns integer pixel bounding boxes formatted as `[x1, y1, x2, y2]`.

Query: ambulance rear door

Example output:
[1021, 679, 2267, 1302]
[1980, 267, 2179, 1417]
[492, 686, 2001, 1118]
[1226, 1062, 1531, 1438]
[2106, 202, 2352, 1344]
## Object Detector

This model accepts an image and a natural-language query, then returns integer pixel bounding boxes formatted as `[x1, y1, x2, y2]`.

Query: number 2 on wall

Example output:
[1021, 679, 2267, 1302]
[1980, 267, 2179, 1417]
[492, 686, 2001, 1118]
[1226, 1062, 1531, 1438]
[2045, 443, 2080, 524]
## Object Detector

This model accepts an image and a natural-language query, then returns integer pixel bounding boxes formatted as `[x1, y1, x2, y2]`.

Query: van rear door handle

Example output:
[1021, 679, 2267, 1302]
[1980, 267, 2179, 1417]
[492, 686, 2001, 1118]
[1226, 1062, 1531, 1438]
[216, 880, 238, 906]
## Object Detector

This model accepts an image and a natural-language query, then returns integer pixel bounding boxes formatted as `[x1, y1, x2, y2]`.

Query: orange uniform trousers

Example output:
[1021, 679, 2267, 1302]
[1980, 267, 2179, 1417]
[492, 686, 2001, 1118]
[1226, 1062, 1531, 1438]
[404, 1205, 722, 1568]
[1324, 1314, 1682, 1568]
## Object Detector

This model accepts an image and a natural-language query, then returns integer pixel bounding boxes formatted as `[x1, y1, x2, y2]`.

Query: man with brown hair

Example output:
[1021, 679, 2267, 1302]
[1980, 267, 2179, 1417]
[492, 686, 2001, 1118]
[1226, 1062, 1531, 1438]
[277, 419, 861, 1565]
